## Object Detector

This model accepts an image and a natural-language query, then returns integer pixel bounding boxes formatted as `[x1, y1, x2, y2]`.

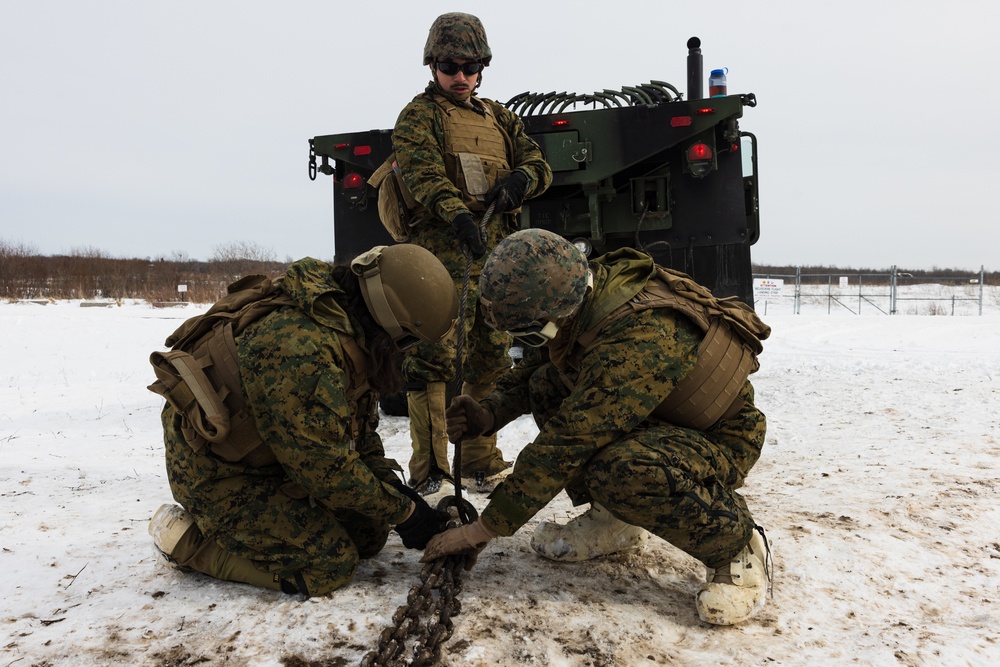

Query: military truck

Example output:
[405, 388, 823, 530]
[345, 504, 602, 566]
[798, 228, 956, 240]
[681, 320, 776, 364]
[307, 37, 759, 304]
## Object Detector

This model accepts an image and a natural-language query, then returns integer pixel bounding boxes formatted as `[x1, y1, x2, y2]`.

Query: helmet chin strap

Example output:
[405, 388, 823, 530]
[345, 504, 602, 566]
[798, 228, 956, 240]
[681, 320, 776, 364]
[360, 271, 405, 343]
[351, 248, 406, 344]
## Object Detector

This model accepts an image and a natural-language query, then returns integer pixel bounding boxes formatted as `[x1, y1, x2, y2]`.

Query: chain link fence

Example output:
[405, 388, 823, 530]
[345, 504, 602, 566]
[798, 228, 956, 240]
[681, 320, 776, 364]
[752, 266, 988, 316]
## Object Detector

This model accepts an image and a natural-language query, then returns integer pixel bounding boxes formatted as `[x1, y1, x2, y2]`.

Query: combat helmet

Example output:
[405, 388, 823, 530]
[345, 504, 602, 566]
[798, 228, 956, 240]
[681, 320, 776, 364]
[423, 12, 492, 66]
[351, 245, 458, 349]
[479, 229, 590, 342]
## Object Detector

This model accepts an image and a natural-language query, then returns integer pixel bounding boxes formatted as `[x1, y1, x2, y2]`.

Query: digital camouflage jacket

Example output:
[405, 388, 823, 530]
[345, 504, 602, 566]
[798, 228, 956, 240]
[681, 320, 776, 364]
[161, 258, 411, 536]
[479, 249, 766, 536]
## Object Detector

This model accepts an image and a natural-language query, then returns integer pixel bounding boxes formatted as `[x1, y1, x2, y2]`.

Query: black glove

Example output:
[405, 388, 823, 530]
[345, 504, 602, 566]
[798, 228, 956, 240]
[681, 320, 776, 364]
[394, 499, 451, 550]
[388, 476, 424, 504]
[445, 395, 495, 443]
[452, 212, 486, 259]
[485, 171, 529, 213]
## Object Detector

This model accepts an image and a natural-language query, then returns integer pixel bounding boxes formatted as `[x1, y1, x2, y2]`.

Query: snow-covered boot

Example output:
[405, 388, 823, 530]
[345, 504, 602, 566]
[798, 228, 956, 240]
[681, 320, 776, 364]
[530, 503, 649, 562]
[696, 526, 771, 625]
[148, 503, 196, 562]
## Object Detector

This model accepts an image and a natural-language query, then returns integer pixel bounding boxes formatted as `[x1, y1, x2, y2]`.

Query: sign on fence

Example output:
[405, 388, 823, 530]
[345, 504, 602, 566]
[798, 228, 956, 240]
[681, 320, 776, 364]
[753, 278, 784, 298]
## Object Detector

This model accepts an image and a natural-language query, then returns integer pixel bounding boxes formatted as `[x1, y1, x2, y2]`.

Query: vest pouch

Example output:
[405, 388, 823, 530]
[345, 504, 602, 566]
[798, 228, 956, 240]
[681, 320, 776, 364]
[456, 154, 512, 210]
[651, 319, 754, 430]
[149, 349, 231, 445]
[149, 327, 277, 466]
[457, 152, 490, 198]
[372, 153, 423, 243]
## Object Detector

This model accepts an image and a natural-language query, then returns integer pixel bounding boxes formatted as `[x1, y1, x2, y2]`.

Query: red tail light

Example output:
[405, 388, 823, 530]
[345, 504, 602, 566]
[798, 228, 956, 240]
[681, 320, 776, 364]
[343, 173, 365, 189]
[687, 143, 713, 161]
[686, 142, 714, 179]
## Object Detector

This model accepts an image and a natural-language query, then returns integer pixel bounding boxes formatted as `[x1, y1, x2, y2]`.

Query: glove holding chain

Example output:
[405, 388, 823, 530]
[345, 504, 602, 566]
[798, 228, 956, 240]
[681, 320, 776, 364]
[485, 170, 528, 213]
[445, 395, 495, 443]
[421, 517, 498, 570]
[390, 478, 451, 550]
[451, 212, 486, 259]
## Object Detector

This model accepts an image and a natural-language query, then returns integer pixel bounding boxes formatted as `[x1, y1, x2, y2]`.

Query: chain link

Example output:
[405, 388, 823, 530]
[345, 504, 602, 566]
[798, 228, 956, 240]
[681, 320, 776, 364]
[360, 554, 467, 666]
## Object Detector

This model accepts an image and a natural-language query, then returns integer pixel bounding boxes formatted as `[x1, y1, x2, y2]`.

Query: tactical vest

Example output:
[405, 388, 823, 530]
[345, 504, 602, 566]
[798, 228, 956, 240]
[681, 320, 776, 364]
[148, 275, 373, 467]
[436, 95, 512, 211]
[564, 266, 771, 431]
[371, 94, 512, 242]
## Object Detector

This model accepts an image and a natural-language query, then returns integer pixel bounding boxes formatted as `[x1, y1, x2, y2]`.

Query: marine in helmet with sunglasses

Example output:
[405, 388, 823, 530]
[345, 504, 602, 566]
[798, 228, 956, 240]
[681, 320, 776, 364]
[391, 13, 552, 500]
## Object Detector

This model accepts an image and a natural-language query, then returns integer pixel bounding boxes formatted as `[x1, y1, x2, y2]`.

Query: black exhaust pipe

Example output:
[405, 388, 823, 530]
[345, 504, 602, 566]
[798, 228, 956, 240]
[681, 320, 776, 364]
[687, 36, 703, 100]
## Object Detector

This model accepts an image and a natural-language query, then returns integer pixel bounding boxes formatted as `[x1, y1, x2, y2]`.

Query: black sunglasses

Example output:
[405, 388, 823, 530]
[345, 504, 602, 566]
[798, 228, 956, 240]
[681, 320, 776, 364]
[435, 61, 484, 76]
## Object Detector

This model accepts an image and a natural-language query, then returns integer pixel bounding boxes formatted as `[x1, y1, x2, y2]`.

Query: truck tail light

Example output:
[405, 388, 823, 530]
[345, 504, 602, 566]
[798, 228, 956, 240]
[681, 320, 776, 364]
[342, 172, 366, 203]
[687, 143, 713, 161]
[686, 142, 714, 178]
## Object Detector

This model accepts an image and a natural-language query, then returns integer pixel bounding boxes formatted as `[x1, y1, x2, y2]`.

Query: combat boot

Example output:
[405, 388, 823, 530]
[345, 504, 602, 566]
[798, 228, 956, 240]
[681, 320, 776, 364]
[413, 472, 456, 508]
[148, 503, 197, 563]
[696, 526, 771, 625]
[472, 461, 513, 494]
[530, 503, 649, 562]
[149, 503, 288, 592]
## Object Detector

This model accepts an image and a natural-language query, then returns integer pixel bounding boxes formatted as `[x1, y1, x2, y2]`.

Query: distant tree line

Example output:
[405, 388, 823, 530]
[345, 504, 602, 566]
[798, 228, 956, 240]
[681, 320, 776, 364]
[1, 238, 994, 303]
[0, 239, 288, 303]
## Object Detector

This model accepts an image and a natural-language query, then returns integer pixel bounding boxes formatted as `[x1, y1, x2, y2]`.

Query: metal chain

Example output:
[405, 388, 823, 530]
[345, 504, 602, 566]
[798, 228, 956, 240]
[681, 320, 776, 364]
[360, 553, 466, 667]
[360, 204, 494, 667]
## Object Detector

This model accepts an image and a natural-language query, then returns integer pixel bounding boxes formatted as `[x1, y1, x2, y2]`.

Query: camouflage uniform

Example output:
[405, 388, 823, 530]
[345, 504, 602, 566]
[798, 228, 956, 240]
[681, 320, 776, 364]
[479, 249, 767, 568]
[393, 85, 552, 478]
[161, 258, 412, 596]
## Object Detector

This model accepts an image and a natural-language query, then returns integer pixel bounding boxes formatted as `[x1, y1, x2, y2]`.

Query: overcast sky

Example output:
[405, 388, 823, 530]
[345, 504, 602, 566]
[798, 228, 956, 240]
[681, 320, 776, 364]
[3, 0, 998, 270]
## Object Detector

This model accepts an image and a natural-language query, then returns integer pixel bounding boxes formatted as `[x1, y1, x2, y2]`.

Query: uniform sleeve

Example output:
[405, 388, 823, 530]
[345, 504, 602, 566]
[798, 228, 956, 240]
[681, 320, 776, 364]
[240, 318, 411, 525]
[392, 100, 470, 224]
[481, 310, 702, 536]
[482, 345, 546, 430]
[493, 103, 553, 199]
[356, 430, 404, 486]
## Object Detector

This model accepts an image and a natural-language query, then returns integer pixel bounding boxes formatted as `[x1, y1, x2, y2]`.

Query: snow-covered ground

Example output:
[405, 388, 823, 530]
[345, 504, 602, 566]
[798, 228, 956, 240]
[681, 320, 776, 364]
[2, 288, 999, 666]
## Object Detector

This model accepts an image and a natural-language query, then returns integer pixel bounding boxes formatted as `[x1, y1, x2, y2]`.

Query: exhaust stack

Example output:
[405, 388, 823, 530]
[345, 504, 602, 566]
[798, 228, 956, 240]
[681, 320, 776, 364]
[687, 36, 703, 100]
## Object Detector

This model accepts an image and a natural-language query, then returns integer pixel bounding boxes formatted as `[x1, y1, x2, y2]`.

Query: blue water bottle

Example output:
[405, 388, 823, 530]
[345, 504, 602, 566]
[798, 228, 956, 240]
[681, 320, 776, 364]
[709, 68, 728, 98]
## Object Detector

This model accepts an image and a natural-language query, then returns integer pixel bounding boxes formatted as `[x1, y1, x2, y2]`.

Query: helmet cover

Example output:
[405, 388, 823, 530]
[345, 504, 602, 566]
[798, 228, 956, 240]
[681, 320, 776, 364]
[479, 229, 589, 331]
[423, 12, 492, 66]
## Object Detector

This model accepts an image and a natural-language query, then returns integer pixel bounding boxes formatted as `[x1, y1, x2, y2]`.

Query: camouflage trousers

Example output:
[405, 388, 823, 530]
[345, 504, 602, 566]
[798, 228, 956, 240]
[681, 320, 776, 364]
[528, 362, 767, 568]
[162, 408, 395, 596]
[402, 219, 511, 388]
[204, 489, 391, 597]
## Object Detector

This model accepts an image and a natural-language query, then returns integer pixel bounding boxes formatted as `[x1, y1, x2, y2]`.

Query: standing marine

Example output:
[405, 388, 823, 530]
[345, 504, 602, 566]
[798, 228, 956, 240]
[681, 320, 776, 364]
[390, 12, 553, 499]
[425, 229, 774, 626]
[147, 246, 457, 596]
